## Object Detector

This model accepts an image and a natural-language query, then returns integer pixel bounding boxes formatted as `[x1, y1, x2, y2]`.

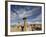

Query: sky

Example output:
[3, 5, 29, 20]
[10, 5, 42, 25]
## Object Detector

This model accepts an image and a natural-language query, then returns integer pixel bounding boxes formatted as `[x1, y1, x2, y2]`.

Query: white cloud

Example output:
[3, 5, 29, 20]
[32, 14, 42, 22]
[11, 12, 17, 18]
[11, 22, 18, 25]
[19, 11, 26, 18]
[18, 8, 39, 18]
[11, 7, 41, 25]
[28, 21, 41, 25]
[11, 7, 40, 19]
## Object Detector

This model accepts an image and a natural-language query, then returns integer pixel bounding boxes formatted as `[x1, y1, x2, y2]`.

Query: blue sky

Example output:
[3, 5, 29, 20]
[10, 5, 42, 25]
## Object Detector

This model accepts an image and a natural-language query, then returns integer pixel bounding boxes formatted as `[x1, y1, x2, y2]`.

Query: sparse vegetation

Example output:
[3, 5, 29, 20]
[10, 24, 42, 32]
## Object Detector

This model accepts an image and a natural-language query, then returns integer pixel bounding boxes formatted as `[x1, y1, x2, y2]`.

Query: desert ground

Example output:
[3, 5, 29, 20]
[10, 24, 42, 32]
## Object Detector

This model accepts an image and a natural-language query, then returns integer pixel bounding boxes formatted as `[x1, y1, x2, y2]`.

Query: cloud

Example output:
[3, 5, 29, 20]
[11, 5, 41, 25]
[15, 8, 38, 18]
[27, 13, 42, 24]
[11, 22, 18, 25]
[27, 21, 41, 25]
[11, 11, 17, 18]
[20, 7, 40, 18]
[11, 5, 40, 19]
[32, 14, 42, 22]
